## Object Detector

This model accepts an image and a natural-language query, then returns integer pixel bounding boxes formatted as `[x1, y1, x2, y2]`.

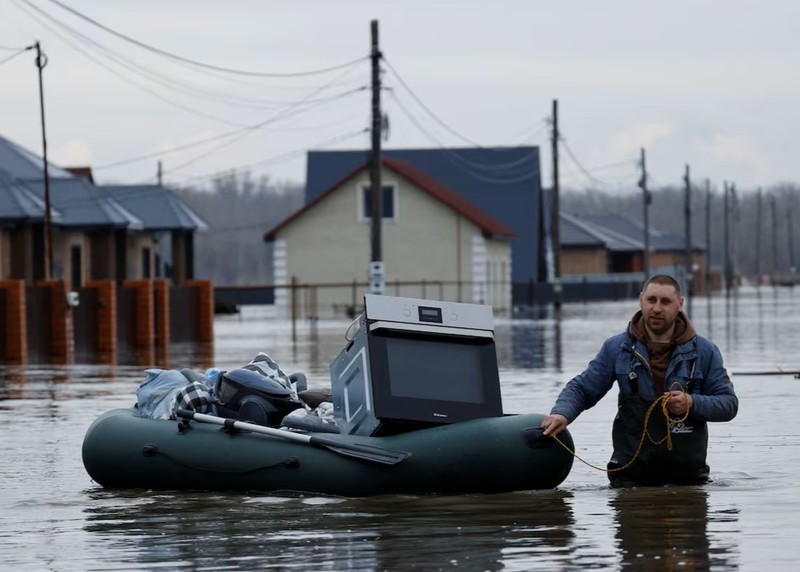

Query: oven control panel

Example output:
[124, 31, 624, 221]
[364, 294, 494, 331]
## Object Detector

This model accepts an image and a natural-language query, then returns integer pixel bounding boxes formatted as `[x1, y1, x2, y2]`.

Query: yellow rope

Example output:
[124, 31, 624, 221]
[551, 382, 691, 473]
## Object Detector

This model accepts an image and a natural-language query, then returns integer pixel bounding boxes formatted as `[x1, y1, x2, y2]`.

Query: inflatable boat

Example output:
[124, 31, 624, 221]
[82, 407, 574, 496]
[84, 295, 577, 496]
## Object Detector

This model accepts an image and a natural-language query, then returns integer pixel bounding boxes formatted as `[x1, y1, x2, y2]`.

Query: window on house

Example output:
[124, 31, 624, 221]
[70, 245, 82, 291]
[142, 247, 151, 279]
[361, 185, 395, 220]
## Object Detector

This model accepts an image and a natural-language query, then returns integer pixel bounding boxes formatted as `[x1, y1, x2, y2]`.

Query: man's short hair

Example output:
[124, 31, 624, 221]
[642, 274, 682, 297]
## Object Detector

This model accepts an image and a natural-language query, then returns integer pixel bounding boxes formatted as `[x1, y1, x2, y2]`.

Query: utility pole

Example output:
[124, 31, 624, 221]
[157, 160, 163, 186]
[368, 19, 384, 295]
[683, 164, 692, 313]
[771, 194, 779, 283]
[788, 206, 796, 275]
[550, 99, 562, 309]
[730, 183, 739, 288]
[638, 148, 651, 280]
[723, 182, 730, 294]
[34, 41, 53, 280]
[704, 180, 711, 318]
[755, 188, 762, 284]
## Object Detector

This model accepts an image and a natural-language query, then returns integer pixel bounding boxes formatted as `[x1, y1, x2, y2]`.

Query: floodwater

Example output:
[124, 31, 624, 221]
[1, 286, 799, 571]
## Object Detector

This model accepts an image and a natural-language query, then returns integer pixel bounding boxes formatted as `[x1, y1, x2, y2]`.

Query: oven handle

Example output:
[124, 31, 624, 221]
[368, 320, 494, 339]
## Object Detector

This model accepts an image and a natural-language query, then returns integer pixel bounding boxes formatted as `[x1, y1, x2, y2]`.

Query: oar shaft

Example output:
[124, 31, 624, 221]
[182, 411, 313, 444]
[176, 409, 411, 465]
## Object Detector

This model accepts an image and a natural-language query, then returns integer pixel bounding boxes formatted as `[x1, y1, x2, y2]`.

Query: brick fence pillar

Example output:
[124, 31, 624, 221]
[36, 279, 73, 364]
[187, 279, 214, 343]
[0, 279, 27, 363]
[123, 280, 154, 362]
[153, 279, 170, 366]
[85, 279, 117, 361]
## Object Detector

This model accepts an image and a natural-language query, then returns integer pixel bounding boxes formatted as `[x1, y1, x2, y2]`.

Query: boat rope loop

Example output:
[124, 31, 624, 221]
[551, 382, 691, 473]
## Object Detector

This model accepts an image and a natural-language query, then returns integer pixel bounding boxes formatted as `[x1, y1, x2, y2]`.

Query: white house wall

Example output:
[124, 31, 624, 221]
[277, 167, 511, 317]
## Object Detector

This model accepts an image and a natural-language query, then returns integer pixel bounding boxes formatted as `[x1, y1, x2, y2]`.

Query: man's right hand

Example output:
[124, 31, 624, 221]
[541, 414, 569, 436]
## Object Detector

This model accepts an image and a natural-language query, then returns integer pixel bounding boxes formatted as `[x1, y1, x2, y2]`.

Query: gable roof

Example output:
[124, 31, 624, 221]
[305, 147, 541, 282]
[264, 158, 516, 241]
[0, 135, 76, 180]
[0, 168, 62, 223]
[0, 134, 211, 231]
[104, 185, 208, 232]
[561, 212, 705, 252]
[560, 212, 643, 251]
[581, 213, 705, 251]
[18, 177, 143, 229]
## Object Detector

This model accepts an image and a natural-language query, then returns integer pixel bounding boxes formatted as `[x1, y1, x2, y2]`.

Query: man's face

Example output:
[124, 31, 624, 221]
[639, 283, 684, 338]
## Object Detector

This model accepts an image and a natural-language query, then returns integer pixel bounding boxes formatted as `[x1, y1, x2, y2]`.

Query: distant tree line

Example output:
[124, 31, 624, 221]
[173, 170, 800, 286]
[173, 173, 303, 285]
[562, 182, 800, 280]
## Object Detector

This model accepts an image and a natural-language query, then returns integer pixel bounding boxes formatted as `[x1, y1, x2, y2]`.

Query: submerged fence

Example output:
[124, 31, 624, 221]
[0, 279, 214, 366]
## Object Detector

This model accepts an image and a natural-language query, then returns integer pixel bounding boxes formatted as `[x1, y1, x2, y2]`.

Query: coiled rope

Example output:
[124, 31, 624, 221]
[550, 383, 691, 473]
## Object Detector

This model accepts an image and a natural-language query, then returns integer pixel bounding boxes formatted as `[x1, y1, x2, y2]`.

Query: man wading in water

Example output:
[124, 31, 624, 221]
[541, 274, 738, 487]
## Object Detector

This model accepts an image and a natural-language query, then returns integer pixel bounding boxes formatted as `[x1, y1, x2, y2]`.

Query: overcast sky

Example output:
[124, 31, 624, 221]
[1, 0, 798, 194]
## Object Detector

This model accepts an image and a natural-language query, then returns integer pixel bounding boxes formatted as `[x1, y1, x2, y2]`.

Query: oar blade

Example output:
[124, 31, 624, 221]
[310, 435, 412, 465]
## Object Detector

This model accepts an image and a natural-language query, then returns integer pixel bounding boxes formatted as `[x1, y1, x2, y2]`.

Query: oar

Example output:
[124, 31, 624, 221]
[176, 410, 411, 465]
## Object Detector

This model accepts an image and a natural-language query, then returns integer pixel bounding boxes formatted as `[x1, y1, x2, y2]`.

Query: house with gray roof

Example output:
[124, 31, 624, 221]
[559, 212, 707, 292]
[0, 134, 206, 287]
[305, 147, 546, 306]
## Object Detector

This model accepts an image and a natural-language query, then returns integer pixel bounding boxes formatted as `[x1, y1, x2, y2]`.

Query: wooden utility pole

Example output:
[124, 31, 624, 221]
[755, 188, 762, 283]
[550, 99, 562, 309]
[157, 160, 163, 185]
[730, 183, 738, 288]
[723, 182, 731, 294]
[34, 41, 53, 280]
[683, 164, 692, 312]
[368, 19, 384, 295]
[788, 206, 796, 274]
[771, 194, 779, 281]
[704, 180, 711, 316]
[638, 148, 651, 280]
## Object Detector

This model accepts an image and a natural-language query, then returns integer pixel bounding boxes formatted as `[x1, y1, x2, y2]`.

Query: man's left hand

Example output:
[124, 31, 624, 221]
[665, 390, 693, 416]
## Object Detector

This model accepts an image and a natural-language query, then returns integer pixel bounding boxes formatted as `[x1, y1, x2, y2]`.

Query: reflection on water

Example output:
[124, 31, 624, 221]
[82, 489, 576, 571]
[610, 486, 739, 571]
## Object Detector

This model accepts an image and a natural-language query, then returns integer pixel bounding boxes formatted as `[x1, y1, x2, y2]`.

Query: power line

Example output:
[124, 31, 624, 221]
[172, 128, 369, 187]
[93, 84, 365, 171]
[12, 0, 250, 126]
[17, 0, 369, 114]
[383, 56, 485, 148]
[389, 92, 542, 185]
[558, 136, 610, 186]
[42, 0, 368, 78]
[161, 87, 366, 175]
[558, 133, 638, 188]
[0, 45, 32, 65]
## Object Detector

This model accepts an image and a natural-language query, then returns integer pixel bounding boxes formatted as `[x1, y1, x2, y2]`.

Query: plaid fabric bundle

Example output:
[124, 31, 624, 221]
[172, 381, 215, 417]
[242, 352, 293, 392]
